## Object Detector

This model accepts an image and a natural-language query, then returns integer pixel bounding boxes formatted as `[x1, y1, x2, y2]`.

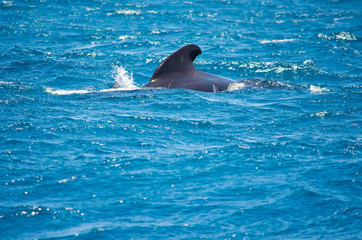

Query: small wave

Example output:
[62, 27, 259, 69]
[118, 35, 137, 41]
[58, 176, 77, 183]
[309, 85, 329, 93]
[238, 60, 319, 74]
[310, 111, 329, 118]
[259, 39, 297, 44]
[0, 81, 14, 85]
[317, 32, 357, 41]
[45, 88, 92, 95]
[1, 1, 13, 7]
[107, 9, 141, 16]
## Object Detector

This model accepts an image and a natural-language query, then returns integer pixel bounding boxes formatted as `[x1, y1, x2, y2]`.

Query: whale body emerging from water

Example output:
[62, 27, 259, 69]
[143, 44, 267, 92]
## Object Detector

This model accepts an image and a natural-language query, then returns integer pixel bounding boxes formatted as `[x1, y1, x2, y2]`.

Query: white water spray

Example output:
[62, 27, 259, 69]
[46, 66, 139, 95]
[111, 65, 139, 90]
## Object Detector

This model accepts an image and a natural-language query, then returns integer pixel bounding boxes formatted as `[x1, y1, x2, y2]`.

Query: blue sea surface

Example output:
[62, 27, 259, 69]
[1, 0, 361, 239]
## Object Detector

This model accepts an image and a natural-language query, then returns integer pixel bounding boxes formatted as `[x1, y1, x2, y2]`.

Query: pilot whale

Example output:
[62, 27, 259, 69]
[110, 44, 294, 92]
[143, 44, 264, 92]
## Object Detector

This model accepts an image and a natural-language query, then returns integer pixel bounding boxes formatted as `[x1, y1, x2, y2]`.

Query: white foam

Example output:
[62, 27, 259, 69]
[335, 32, 357, 41]
[107, 9, 141, 16]
[227, 82, 246, 91]
[118, 35, 136, 41]
[46, 66, 139, 96]
[303, 59, 313, 65]
[45, 88, 91, 95]
[146, 10, 158, 14]
[311, 111, 328, 118]
[58, 176, 77, 183]
[309, 85, 329, 93]
[45, 87, 140, 96]
[259, 39, 297, 44]
[317, 32, 357, 41]
[115, 9, 141, 15]
[0, 81, 14, 85]
[111, 65, 139, 90]
[2, 1, 13, 7]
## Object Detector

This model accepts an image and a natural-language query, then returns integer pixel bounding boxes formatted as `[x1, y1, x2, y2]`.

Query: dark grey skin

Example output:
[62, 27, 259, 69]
[141, 44, 297, 92]
[143, 44, 237, 92]
[110, 44, 297, 91]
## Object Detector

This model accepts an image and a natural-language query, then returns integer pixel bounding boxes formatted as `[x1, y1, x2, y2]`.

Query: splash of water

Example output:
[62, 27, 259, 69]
[46, 66, 139, 95]
[227, 82, 246, 91]
[309, 85, 329, 93]
[111, 65, 139, 90]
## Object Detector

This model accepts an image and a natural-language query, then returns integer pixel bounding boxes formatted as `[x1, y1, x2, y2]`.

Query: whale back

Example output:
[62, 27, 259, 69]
[143, 44, 235, 92]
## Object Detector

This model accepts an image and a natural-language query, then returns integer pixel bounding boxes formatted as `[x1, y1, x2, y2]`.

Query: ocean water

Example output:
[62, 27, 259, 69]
[1, 0, 361, 239]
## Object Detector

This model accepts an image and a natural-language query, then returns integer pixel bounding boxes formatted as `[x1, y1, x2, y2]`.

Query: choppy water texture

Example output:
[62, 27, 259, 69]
[1, 0, 361, 239]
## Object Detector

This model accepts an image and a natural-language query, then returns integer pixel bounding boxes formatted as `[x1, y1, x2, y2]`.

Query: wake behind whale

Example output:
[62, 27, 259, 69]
[46, 66, 139, 95]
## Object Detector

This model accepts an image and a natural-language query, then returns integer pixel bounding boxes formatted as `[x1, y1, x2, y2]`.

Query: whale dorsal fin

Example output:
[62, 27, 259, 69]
[150, 44, 202, 80]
